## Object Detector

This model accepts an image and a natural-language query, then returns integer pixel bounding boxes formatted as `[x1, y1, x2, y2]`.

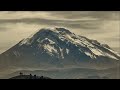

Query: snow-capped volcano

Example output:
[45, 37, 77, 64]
[0, 27, 120, 69]
[18, 27, 120, 60]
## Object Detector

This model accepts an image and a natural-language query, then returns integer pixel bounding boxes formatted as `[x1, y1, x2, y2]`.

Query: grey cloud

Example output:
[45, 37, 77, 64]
[48, 11, 119, 20]
[104, 37, 120, 41]
[0, 11, 119, 31]
[0, 26, 8, 32]
[0, 18, 102, 30]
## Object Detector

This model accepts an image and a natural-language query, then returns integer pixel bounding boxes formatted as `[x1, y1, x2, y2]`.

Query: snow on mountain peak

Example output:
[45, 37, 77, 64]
[35, 27, 72, 35]
[19, 27, 72, 45]
[40, 38, 55, 44]
[18, 27, 120, 61]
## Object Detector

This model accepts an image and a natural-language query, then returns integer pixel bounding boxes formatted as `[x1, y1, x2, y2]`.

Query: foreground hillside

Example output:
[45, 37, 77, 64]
[10, 73, 51, 79]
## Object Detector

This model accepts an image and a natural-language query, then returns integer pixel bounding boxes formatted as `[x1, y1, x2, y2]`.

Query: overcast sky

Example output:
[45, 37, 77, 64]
[0, 11, 119, 54]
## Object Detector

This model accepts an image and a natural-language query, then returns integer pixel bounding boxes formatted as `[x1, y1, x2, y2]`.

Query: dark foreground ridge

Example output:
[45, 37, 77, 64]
[9, 72, 52, 79]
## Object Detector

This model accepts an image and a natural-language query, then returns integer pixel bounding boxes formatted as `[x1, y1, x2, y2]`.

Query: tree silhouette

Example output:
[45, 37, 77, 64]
[40, 76, 44, 79]
[19, 72, 23, 76]
[34, 75, 37, 79]
[29, 74, 32, 79]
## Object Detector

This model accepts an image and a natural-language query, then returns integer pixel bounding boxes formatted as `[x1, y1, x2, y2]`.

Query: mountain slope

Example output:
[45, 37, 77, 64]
[0, 27, 120, 70]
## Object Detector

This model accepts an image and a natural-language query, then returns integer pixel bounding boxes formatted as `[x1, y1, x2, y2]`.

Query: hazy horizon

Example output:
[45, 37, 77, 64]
[0, 11, 119, 54]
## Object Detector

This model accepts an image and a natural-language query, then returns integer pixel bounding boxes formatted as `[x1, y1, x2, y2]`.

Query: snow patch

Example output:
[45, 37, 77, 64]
[59, 48, 64, 59]
[40, 38, 55, 44]
[65, 34, 74, 41]
[66, 48, 69, 54]
[43, 44, 57, 54]
[19, 38, 32, 46]
[59, 36, 65, 41]
[105, 52, 119, 60]
[13, 51, 20, 57]
[105, 47, 120, 57]
[89, 48, 103, 56]
[84, 52, 95, 59]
